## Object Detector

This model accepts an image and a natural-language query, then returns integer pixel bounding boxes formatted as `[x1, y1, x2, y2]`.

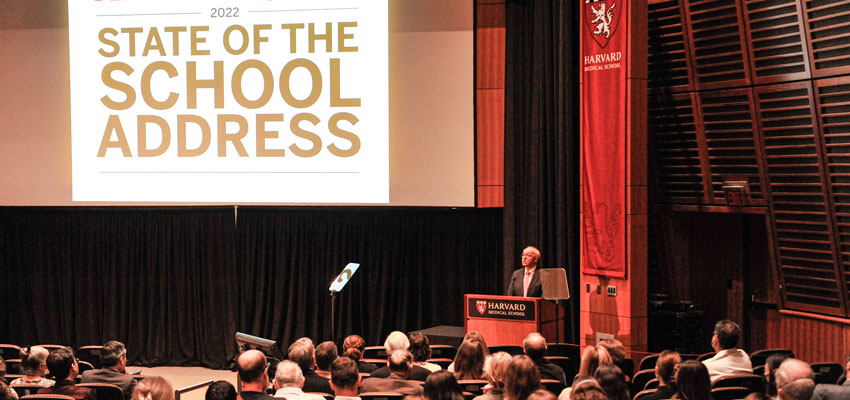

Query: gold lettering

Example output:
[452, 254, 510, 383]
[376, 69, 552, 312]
[338, 22, 357, 52]
[308, 23, 333, 53]
[217, 114, 249, 157]
[164, 27, 187, 56]
[279, 59, 321, 108]
[120, 27, 143, 57]
[177, 115, 211, 157]
[330, 59, 360, 107]
[190, 26, 210, 56]
[100, 62, 136, 110]
[223, 25, 249, 55]
[98, 28, 119, 57]
[256, 114, 286, 157]
[141, 61, 179, 110]
[289, 113, 322, 157]
[186, 61, 224, 109]
[142, 27, 166, 57]
[327, 112, 360, 157]
[232, 60, 273, 109]
[97, 115, 132, 157]
[253, 24, 271, 54]
[137, 115, 171, 157]
[281, 24, 304, 53]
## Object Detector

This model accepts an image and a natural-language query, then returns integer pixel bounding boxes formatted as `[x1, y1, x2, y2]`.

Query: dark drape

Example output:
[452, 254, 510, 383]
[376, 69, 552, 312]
[235, 207, 503, 356]
[0, 206, 502, 367]
[0, 207, 239, 368]
[504, 0, 581, 342]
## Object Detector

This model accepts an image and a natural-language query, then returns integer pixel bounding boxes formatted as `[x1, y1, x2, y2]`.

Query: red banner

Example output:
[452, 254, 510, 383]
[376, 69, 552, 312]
[580, 0, 628, 278]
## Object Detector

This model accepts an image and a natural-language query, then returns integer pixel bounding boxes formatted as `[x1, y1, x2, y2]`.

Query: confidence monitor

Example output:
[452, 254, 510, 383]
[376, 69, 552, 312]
[540, 268, 570, 300]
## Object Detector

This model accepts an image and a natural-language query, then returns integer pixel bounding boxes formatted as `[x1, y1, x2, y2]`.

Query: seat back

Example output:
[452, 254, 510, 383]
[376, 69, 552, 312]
[5, 359, 23, 374]
[749, 349, 794, 368]
[429, 345, 457, 360]
[36, 345, 67, 353]
[76, 346, 104, 370]
[546, 344, 580, 360]
[359, 392, 405, 400]
[630, 370, 655, 394]
[638, 354, 659, 371]
[711, 387, 752, 400]
[11, 384, 46, 397]
[487, 346, 523, 356]
[456, 380, 487, 395]
[697, 352, 715, 362]
[362, 346, 387, 360]
[540, 379, 566, 395]
[78, 382, 124, 400]
[0, 344, 22, 360]
[632, 389, 658, 400]
[21, 395, 76, 400]
[77, 360, 95, 375]
[545, 356, 575, 382]
[644, 379, 659, 390]
[711, 374, 763, 393]
[427, 358, 452, 369]
[811, 362, 844, 384]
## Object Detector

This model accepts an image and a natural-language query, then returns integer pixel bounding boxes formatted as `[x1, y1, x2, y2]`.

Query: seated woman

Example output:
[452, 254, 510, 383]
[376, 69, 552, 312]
[672, 360, 711, 400]
[410, 332, 442, 373]
[133, 376, 173, 400]
[424, 370, 464, 400]
[504, 356, 541, 400]
[10, 346, 54, 387]
[342, 335, 378, 374]
[593, 364, 629, 400]
[473, 352, 512, 400]
[448, 332, 491, 375]
[643, 350, 681, 400]
[452, 340, 488, 380]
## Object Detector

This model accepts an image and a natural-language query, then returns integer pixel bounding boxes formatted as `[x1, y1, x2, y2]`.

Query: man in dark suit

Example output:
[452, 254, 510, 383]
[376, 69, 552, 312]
[523, 333, 566, 385]
[289, 338, 333, 394]
[237, 350, 275, 400]
[81, 341, 136, 400]
[360, 350, 423, 395]
[508, 246, 543, 297]
[37, 347, 96, 400]
[368, 332, 431, 381]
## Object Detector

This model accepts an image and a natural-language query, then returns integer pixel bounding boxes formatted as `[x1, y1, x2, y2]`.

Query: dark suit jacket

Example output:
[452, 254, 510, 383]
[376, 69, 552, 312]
[360, 376, 423, 396]
[370, 365, 431, 381]
[531, 357, 566, 385]
[81, 368, 136, 400]
[811, 383, 850, 400]
[37, 380, 96, 400]
[302, 368, 334, 394]
[507, 268, 542, 297]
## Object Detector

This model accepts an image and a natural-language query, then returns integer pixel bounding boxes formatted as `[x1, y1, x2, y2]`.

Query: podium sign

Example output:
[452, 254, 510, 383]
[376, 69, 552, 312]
[467, 296, 536, 321]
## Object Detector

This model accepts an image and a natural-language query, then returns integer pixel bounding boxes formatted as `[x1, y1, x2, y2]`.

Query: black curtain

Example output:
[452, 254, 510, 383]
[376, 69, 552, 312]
[0, 207, 239, 368]
[504, 0, 581, 343]
[234, 207, 502, 357]
[0, 206, 502, 367]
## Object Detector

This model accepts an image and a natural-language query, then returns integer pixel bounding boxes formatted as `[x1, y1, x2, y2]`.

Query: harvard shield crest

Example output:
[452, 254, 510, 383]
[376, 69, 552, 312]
[476, 300, 488, 314]
[585, 0, 620, 49]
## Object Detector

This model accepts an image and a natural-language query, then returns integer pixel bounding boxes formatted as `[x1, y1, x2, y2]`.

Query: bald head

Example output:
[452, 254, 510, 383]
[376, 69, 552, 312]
[237, 350, 268, 385]
[774, 359, 814, 389]
[523, 333, 547, 358]
[521, 247, 540, 268]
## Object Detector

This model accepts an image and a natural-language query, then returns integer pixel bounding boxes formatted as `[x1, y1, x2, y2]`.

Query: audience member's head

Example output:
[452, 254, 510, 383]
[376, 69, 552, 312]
[330, 356, 361, 396]
[101, 341, 128, 369]
[236, 349, 269, 389]
[527, 389, 556, 400]
[388, 349, 415, 377]
[594, 363, 629, 400]
[452, 339, 487, 380]
[409, 332, 432, 363]
[504, 355, 541, 400]
[133, 376, 174, 400]
[46, 347, 77, 382]
[778, 378, 814, 400]
[711, 320, 741, 351]
[673, 360, 711, 400]
[577, 345, 611, 378]
[342, 335, 366, 361]
[315, 341, 338, 371]
[20, 346, 50, 377]
[487, 352, 513, 390]
[598, 339, 628, 376]
[385, 331, 411, 354]
[0, 355, 6, 378]
[522, 333, 547, 359]
[288, 339, 316, 371]
[774, 359, 815, 400]
[205, 381, 236, 400]
[0, 380, 12, 400]
[764, 353, 791, 397]
[655, 350, 682, 386]
[744, 392, 767, 400]
[462, 331, 489, 356]
[569, 379, 606, 400]
[423, 370, 464, 400]
[274, 360, 304, 389]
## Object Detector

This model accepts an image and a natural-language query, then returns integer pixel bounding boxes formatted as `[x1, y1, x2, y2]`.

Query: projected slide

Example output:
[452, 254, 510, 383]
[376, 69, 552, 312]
[68, 0, 388, 203]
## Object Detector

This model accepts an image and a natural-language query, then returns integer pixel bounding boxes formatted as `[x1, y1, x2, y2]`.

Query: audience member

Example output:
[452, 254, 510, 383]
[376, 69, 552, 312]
[779, 379, 814, 400]
[576, 346, 611, 380]
[409, 333, 441, 373]
[473, 352, 512, 400]
[329, 357, 361, 400]
[205, 381, 237, 400]
[702, 319, 752, 382]
[743, 393, 767, 400]
[598, 339, 632, 379]
[764, 353, 790, 398]
[452, 339, 488, 380]
[523, 333, 566, 385]
[843, 354, 850, 387]
[370, 332, 431, 381]
[289, 339, 333, 394]
[526, 389, 556, 400]
[774, 358, 850, 400]
[504, 356, 541, 400]
[237, 350, 275, 400]
[593, 364, 628, 400]
[448, 332, 491, 374]
[672, 360, 710, 400]
[342, 335, 377, 374]
[273, 360, 326, 400]
[132, 376, 173, 400]
[315, 342, 339, 380]
[10, 346, 54, 387]
[423, 370, 463, 400]
[642, 350, 680, 400]
[564, 380, 605, 400]
[360, 350, 424, 395]
[0, 381, 13, 400]
[37, 347, 95, 400]
[81, 341, 136, 400]
[0, 357, 16, 400]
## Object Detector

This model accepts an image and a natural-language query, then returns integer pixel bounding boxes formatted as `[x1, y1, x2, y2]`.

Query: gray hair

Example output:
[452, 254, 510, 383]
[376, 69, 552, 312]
[274, 360, 304, 388]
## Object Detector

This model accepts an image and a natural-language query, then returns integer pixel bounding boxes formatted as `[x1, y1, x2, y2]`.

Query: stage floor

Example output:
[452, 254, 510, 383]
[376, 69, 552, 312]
[129, 366, 237, 400]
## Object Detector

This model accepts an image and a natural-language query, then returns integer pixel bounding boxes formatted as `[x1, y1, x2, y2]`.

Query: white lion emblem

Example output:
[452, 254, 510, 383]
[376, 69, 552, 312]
[590, 1, 616, 39]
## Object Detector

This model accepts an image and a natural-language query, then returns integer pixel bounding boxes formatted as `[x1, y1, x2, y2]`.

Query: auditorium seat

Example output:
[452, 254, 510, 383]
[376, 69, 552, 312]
[644, 379, 659, 390]
[77, 360, 95, 375]
[487, 345, 523, 356]
[456, 379, 487, 395]
[752, 365, 764, 378]
[429, 345, 457, 360]
[5, 358, 23, 374]
[0, 344, 22, 360]
[21, 395, 76, 400]
[710, 387, 752, 400]
[632, 389, 658, 400]
[810, 362, 844, 384]
[36, 345, 66, 353]
[546, 343, 580, 360]
[362, 346, 387, 360]
[11, 384, 46, 397]
[78, 383, 124, 400]
[359, 392, 405, 400]
[427, 358, 453, 369]
[749, 349, 794, 368]
[638, 354, 659, 371]
[544, 356, 575, 383]
[631, 370, 655, 393]
[541, 379, 566, 395]
[697, 352, 715, 362]
[711, 374, 763, 393]
[76, 346, 103, 369]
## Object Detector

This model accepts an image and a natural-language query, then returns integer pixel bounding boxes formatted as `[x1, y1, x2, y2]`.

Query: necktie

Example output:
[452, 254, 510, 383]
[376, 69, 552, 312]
[523, 270, 532, 297]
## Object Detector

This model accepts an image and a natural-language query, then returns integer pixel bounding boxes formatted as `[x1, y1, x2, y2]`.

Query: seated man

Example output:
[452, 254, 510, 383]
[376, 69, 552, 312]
[273, 360, 326, 400]
[523, 333, 566, 385]
[237, 350, 275, 400]
[329, 357, 361, 400]
[701, 319, 752, 382]
[37, 348, 95, 400]
[315, 342, 338, 380]
[360, 350, 424, 396]
[81, 341, 136, 400]
[289, 339, 333, 394]
[370, 332, 431, 381]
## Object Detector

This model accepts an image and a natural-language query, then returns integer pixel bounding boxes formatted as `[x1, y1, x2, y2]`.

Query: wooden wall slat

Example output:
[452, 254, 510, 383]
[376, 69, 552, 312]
[683, 0, 753, 90]
[648, 0, 695, 93]
[802, 0, 850, 78]
[743, 0, 812, 84]
[649, 93, 707, 203]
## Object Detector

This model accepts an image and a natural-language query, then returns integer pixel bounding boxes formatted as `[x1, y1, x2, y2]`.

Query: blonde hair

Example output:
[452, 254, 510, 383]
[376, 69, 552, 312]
[577, 346, 612, 378]
[133, 376, 174, 400]
[487, 352, 513, 389]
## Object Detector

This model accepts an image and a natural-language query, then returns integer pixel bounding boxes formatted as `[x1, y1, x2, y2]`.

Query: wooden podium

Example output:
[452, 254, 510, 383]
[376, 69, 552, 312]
[464, 294, 566, 346]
